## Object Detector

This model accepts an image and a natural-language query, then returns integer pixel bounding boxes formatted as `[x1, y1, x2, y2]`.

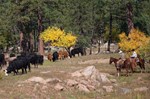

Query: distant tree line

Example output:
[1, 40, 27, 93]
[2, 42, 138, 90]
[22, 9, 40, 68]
[0, 0, 149, 54]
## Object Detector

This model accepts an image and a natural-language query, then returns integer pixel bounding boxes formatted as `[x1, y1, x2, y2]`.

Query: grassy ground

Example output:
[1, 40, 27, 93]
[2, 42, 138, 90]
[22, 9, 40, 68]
[0, 53, 150, 99]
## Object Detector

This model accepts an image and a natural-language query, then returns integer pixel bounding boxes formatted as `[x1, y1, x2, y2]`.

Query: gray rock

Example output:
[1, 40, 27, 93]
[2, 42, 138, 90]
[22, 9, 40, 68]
[102, 86, 113, 92]
[134, 87, 148, 92]
[120, 88, 131, 94]
[81, 66, 96, 78]
[100, 73, 111, 83]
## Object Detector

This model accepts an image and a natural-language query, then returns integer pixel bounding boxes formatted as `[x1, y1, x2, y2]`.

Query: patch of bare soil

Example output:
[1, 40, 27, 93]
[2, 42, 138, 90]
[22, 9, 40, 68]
[78, 58, 109, 64]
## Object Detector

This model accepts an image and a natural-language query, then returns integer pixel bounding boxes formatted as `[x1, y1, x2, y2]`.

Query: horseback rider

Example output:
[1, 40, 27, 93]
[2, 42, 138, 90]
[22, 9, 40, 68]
[130, 49, 137, 68]
[119, 50, 125, 60]
[130, 49, 137, 59]
[117, 49, 125, 66]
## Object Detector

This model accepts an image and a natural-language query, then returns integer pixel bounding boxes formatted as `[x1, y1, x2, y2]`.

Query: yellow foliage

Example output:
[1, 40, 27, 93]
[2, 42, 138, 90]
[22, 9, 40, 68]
[40, 27, 77, 48]
[118, 28, 150, 54]
[139, 40, 150, 58]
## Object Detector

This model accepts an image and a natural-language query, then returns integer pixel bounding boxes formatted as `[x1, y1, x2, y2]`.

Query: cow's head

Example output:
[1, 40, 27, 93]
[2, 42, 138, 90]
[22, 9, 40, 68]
[4, 69, 8, 76]
[4, 66, 12, 76]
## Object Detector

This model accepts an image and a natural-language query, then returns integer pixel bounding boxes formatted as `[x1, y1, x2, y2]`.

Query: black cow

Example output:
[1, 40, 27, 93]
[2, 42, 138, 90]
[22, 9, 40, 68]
[70, 47, 85, 57]
[0, 53, 6, 69]
[52, 51, 58, 62]
[17, 55, 31, 72]
[5, 58, 28, 76]
[28, 53, 44, 68]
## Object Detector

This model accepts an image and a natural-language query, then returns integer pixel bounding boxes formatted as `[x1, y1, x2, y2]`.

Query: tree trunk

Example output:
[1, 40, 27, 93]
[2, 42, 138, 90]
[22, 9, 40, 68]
[38, 9, 44, 55]
[89, 46, 92, 55]
[20, 31, 23, 51]
[97, 37, 101, 53]
[126, 2, 134, 34]
[89, 37, 93, 55]
[107, 12, 112, 52]
[30, 32, 34, 52]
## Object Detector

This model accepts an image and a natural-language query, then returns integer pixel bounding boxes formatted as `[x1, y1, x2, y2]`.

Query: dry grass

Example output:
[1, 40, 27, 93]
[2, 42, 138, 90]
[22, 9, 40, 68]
[0, 53, 150, 99]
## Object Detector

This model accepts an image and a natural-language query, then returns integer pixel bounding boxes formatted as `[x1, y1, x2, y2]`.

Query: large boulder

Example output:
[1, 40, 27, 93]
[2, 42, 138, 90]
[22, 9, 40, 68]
[71, 66, 111, 84]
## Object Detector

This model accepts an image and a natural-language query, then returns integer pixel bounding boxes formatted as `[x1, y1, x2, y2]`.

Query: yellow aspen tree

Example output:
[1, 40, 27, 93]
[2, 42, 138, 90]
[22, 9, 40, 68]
[40, 27, 77, 48]
[118, 28, 150, 56]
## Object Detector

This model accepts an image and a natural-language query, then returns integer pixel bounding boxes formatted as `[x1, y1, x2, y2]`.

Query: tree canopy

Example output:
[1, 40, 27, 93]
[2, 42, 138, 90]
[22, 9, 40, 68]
[40, 27, 77, 48]
[0, 0, 150, 53]
[118, 28, 150, 54]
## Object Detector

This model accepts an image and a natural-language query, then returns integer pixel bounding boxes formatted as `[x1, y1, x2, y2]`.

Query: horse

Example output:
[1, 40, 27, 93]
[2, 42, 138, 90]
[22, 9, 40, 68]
[136, 55, 145, 73]
[109, 57, 119, 67]
[109, 57, 121, 76]
[109, 57, 133, 77]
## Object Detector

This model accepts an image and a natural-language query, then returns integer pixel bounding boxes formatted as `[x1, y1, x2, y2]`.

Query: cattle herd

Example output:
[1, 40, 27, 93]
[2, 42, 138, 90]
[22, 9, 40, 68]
[0, 52, 43, 76]
[47, 47, 86, 62]
[0, 47, 86, 76]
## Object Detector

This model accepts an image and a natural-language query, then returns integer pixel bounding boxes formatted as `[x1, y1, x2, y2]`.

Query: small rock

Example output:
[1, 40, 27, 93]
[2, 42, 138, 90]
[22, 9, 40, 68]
[0, 89, 5, 93]
[66, 79, 78, 87]
[121, 88, 131, 94]
[86, 84, 96, 91]
[42, 85, 48, 90]
[113, 84, 118, 87]
[41, 71, 51, 74]
[71, 71, 82, 77]
[33, 83, 40, 92]
[17, 84, 22, 87]
[77, 84, 90, 93]
[102, 86, 113, 92]
[46, 78, 62, 84]
[134, 87, 148, 92]
[110, 79, 117, 83]
[26, 77, 46, 84]
[79, 80, 89, 85]
[54, 83, 64, 91]
[137, 77, 142, 81]
[96, 89, 105, 94]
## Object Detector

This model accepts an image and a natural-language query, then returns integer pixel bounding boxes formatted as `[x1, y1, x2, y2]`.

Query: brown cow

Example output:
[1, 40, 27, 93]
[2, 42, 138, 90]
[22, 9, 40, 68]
[62, 50, 69, 59]
[47, 53, 53, 61]
[58, 50, 63, 60]
[58, 50, 69, 60]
